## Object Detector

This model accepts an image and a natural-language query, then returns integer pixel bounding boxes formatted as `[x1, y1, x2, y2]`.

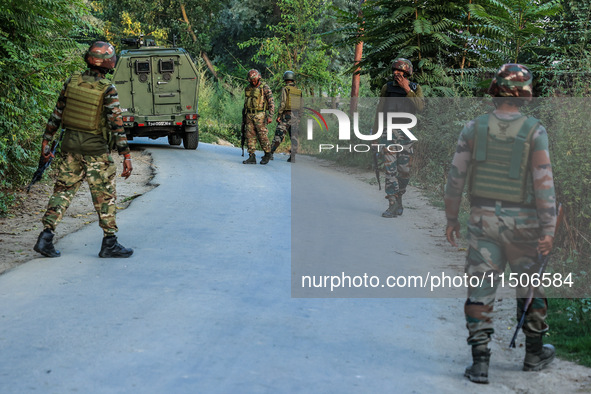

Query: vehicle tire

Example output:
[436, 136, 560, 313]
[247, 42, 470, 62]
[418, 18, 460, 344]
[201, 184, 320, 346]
[168, 133, 182, 146]
[183, 126, 199, 150]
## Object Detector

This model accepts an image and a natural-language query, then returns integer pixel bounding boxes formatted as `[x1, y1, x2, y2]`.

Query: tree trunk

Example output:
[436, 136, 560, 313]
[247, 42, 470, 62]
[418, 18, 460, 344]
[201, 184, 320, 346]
[350, 0, 365, 115]
[180, 3, 233, 95]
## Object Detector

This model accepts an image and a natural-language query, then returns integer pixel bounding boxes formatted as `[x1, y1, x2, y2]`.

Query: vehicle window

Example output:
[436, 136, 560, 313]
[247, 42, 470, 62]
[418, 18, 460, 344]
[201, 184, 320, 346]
[135, 60, 150, 74]
[159, 59, 174, 73]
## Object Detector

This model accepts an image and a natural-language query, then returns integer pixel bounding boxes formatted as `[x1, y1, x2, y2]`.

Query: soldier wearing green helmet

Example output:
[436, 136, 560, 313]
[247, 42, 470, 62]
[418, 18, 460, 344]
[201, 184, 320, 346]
[242, 69, 275, 165]
[34, 41, 134, 259]
[270, 70, 302, 162]
[444, 63, 557, 384]
[372, 58, 424, 217]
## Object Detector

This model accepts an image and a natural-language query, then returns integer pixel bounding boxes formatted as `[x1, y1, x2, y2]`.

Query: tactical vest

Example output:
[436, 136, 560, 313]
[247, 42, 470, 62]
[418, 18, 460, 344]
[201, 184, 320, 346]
[245, 84, 267, 112]
[470, 114, 539, 204]
[382, 81, 418, 117]
[62, 72, 111, 134]
[284, 85, 302, 111]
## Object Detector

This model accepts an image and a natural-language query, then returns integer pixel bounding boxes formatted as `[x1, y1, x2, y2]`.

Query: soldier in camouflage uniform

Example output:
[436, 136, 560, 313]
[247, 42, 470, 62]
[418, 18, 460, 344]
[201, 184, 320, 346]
[270, 71, 302, 163]
[34, 41, 134, 259]
[242, 69, 275, 165]
[444, 64, 557, 384]
[372, 58, 424, 218]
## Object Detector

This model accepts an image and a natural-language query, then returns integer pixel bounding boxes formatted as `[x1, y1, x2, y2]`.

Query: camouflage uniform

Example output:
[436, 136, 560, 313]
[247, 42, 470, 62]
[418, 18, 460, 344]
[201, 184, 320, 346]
[373, 59, 424, 217]
[445, 63, 557, 382]
[445, 111, 556, 344]
[244, 82, 275, 155]
[41, 69, 130, 237]
[271, 81, 301, 159]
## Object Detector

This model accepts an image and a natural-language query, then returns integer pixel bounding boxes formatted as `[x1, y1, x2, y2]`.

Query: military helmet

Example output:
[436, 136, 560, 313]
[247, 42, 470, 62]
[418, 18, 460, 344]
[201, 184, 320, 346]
[85, 41, 117, 70]
[488, 63, 533, 100]
[283, 70, 295, 81]
[247, 69, 261, 83]
[392, 58, 413, 76]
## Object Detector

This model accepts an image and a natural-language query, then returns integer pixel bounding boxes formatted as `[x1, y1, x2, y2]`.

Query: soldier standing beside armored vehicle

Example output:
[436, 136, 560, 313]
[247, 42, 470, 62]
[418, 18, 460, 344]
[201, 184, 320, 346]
[270, 70, 302, 163]
[444, 63, 557, 384]
[242, 69, 275, 165]
[34, 41, 134, 259]
[372, 58, 424, 218]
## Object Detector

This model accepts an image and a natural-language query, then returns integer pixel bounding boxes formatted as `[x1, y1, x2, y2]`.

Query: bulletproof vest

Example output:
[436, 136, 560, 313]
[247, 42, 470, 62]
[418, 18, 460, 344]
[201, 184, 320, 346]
[284, 85, 302, 111]
[62, 72, 111, 135]
[470, 114, 539, 204]
[383, 81, 418, 124]
[245, 84, 267, 112]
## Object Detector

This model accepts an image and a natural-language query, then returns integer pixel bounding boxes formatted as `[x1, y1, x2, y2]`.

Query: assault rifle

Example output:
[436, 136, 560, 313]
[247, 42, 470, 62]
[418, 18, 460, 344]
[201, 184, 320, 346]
[509, 203, 565, 348]
[241, 107, 246, 157]
[26, 129, 65, 193]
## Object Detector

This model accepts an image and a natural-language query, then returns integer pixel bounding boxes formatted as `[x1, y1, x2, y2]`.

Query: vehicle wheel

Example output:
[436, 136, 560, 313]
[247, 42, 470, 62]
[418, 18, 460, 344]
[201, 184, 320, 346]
[183, 126, 199, 150]
[168, 133, 182, 146]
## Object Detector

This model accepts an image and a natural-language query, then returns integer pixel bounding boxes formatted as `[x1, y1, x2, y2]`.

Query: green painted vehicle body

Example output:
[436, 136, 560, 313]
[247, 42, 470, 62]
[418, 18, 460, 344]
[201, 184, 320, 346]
[112, 41, 200, 149]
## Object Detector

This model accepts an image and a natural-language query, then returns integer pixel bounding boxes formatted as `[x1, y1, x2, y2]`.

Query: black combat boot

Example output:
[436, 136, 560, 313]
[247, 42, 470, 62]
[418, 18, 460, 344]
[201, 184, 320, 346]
[243, 153, 256, 164]
[260, 152, 272, 165]
[396, 194, 404, 216]
[523, 336, 555, 371]
[34, 229, 61, 258]
[381, 197, 400, 218]
[465, 345, 491, 384]
[99, 235, 133, 258]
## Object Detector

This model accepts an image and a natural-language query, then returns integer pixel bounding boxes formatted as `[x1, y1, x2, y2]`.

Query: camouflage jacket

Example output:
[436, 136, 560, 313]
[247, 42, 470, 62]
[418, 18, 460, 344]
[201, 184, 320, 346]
[43, 69, 130, 156]
[244, 81, 275, 117]
[444, 109, 556, 237]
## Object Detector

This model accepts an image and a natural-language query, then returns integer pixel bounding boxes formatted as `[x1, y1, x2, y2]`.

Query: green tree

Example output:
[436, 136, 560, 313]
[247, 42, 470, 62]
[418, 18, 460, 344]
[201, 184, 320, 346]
[239, 0, 340, 92]
[466, 0, 562, 65]
[0, 0, 93, 213]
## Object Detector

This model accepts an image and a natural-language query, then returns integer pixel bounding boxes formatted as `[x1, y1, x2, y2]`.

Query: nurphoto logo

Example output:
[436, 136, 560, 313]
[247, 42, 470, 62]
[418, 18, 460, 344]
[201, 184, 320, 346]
[304, 108, 418, 153]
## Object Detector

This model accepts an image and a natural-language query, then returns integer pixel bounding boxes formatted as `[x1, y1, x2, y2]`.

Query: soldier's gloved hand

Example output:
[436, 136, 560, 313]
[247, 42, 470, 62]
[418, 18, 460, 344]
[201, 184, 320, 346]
[121, 154, 133, 179]
[41, 139, 54, 163]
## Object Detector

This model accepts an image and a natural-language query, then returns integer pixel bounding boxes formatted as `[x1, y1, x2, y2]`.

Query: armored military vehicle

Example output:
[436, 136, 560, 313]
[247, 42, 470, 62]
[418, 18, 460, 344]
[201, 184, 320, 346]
[112, 36, 199, 149]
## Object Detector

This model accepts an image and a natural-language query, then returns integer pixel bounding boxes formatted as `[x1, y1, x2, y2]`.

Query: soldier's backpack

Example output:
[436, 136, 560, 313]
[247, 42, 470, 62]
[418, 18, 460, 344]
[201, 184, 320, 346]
[284, 85, 302, 111]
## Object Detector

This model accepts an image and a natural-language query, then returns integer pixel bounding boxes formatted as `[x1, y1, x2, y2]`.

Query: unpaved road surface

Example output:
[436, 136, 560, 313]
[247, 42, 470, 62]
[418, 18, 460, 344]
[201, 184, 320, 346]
[0, 140, 589, 393]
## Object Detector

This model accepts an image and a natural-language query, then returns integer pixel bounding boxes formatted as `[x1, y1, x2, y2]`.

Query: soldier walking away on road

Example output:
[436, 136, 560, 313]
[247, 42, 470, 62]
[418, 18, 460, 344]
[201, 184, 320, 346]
[270, 71, 302, 163]
[34, 41, 134, 259]
[242, 69, 275, 165]
[444, 63, 557, 384]
[372, 58, 424, 218]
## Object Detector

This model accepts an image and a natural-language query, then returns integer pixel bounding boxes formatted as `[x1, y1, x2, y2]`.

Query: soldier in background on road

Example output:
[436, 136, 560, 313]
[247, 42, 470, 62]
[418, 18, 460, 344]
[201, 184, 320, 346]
[444, 63, 557, 384]
[34, 41, 134, 259]
[372, 58, 424, 218]
[270, 70, 302, 163]
[242, 69, 275, 165]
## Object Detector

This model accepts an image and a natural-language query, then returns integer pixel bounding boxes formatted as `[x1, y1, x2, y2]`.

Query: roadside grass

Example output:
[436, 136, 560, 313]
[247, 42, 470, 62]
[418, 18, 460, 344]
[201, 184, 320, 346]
[546, 298, 591, 367]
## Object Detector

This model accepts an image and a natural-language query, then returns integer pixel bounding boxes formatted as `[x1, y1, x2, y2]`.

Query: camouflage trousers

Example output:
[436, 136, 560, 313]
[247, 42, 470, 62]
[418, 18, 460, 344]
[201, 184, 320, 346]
[271, 111, 299, 153]
[383, 142, 413, 201]
[464, 204, 548, 346]
[42, 152, 118, 236]
[244, 112, 271, 154]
